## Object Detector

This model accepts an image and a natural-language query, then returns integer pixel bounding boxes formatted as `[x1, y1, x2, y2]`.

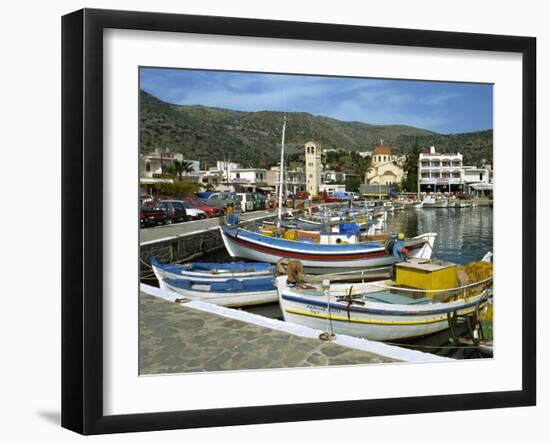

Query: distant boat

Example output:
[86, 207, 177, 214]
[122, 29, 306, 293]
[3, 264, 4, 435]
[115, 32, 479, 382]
[452, 200, 470, 208]
[422, 195, 448, 208]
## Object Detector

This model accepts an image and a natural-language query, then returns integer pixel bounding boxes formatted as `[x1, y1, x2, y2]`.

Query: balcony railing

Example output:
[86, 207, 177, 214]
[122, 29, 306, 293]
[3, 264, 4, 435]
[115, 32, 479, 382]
[420, 178, 463, 184]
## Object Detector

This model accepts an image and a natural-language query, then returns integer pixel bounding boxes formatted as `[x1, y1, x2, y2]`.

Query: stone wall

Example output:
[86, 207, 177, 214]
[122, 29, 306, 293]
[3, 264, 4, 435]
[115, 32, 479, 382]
[140, 227, 223, 275]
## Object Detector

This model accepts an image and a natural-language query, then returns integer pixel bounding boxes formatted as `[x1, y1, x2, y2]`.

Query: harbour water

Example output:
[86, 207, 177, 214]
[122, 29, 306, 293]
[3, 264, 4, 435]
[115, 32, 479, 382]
[385, 206, 493, 264]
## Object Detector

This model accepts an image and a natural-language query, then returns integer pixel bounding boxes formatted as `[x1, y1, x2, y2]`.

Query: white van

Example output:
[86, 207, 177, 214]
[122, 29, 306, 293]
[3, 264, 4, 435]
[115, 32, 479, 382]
[236, 193, 255, 212]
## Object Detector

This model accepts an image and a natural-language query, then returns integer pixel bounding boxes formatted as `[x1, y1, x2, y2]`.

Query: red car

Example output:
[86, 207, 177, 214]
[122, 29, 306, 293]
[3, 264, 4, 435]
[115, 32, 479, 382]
[320, 193, 339, 203]
[140, 206, 167, 228]
[296, 191, 310, 200]
[181, 197, 224, 218]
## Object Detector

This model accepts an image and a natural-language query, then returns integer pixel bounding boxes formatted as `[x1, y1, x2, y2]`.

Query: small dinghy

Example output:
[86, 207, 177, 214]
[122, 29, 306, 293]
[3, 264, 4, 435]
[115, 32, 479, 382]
[151, 256, 274, 281]
[160, 276, 278, 307]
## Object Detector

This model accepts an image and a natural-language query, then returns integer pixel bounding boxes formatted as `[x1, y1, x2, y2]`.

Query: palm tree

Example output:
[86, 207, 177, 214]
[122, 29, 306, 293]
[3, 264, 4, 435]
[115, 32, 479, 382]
[173, 160, 195, 181]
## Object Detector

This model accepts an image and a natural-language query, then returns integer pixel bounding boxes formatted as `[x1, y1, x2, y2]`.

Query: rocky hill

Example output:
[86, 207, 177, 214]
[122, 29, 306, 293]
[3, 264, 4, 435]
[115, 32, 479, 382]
[140, 90, 493, 167]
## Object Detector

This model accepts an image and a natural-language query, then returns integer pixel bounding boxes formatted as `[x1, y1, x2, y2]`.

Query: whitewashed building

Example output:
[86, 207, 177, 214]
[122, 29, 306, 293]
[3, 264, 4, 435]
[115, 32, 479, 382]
[418, 146, 464, 193]
[418, 146, 493, 194]
[266, 166, 306, 194]
[141, 149, 200, 180]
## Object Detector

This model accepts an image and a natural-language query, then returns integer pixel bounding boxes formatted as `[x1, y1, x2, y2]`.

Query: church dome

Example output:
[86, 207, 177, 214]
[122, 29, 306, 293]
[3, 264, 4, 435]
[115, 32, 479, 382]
[373, 145, 392, 156]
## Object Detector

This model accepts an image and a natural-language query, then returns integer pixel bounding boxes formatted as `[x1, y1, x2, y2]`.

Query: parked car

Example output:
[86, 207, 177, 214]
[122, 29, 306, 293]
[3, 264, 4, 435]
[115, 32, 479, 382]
[207, 192, 241, 211]
[181, 197, 224, 217]
[140, 205, 167, 228]
[296, 191, 309, 200]
[333, 191, 355, 201]
[155, 200, 188, 224]
[320, 192, 340, 203]
[140, 193, 154, 205]
[179, 201, 207, 220]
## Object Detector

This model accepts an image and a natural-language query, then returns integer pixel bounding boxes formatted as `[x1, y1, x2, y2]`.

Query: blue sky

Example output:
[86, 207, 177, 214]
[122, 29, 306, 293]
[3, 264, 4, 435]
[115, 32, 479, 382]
[140, 68, 493, 134]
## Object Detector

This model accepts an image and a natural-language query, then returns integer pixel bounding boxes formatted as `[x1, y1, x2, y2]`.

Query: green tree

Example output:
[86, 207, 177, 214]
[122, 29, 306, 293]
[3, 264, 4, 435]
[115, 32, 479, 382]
[173, 160, 195, 181]
[345, 175, 361, 192]
[402, 138, 421, 192]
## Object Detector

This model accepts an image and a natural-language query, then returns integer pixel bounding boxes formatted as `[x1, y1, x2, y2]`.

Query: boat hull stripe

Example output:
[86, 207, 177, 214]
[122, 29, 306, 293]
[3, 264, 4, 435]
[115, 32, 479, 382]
[226, 232, 425, 261]
[281, 293, 488, 316]
[284, 307, 482, 325]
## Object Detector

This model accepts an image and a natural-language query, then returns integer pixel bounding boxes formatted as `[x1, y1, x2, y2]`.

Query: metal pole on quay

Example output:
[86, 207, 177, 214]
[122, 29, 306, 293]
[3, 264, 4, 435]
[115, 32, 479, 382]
[319, 279, 336, 341]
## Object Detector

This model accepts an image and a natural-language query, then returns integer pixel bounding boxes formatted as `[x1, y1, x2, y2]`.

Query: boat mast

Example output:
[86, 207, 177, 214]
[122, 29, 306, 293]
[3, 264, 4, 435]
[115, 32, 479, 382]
[277, 116, 287, 226]
[417, 157, 421, 200]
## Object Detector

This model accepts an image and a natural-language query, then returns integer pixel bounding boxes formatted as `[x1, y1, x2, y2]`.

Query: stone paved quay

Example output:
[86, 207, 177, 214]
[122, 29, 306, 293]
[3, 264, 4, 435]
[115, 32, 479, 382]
[139, 292, 398, 374]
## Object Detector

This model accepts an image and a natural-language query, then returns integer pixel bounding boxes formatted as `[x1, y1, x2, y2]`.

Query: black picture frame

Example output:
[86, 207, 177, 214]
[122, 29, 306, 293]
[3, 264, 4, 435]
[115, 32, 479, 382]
[61, 8, 536, 435]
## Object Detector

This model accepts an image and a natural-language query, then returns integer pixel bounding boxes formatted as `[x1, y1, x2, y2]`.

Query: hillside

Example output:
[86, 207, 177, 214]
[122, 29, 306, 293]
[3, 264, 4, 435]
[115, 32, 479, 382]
[139, 90, 493, 167]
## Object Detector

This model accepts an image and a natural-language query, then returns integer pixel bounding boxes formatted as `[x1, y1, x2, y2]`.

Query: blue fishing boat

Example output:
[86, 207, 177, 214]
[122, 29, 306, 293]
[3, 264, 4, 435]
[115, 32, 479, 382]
[151, 256, 274, 282]
[158, 275, 278, 307]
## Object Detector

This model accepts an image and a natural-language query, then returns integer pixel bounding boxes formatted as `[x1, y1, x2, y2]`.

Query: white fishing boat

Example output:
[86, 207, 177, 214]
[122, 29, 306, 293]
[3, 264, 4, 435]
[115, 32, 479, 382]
[220, 221, 436, 273]
[276, 264, 492, 341]
[154, 272, 277, 307]
[453, 200, 470, 208]
[278, 215, 384, 236]
[432, 197, 449, 208]
[422, 195, 448, 208]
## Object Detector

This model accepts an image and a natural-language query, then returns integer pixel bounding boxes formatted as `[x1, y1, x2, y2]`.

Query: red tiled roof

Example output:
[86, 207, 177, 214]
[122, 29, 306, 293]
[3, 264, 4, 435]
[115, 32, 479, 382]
[373, 145, 392, 155]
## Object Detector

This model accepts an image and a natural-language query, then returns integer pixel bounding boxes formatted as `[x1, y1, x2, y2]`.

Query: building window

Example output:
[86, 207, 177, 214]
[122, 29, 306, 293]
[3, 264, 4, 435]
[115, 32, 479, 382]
[479, 173, 483, 180]
[146, 163, 151, 172]
[236, 173, 240, 179]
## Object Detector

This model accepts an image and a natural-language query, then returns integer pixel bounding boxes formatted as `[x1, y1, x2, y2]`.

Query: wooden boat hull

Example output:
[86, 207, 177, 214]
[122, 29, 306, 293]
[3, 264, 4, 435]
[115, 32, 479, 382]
[160, 278, 278, 307]
[276, 276, 491, 341]
[220, 224, 436, 273]
[151, 258, 277, 307]
[151, 257, 274, 281]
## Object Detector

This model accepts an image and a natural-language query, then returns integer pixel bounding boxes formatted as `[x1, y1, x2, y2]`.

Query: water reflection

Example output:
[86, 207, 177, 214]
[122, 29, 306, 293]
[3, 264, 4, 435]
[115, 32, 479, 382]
[385, 207, 493, 264]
